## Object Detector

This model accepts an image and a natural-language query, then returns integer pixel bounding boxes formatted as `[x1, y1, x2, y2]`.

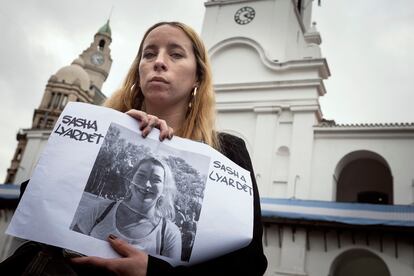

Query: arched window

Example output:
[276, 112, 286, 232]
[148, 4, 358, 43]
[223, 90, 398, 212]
[334, 151, 393, 204]
[47, 92, 55, 108]
[98, 39, 105, 51]
[60, 95, 68, 110]
[329, 249, 390, 276]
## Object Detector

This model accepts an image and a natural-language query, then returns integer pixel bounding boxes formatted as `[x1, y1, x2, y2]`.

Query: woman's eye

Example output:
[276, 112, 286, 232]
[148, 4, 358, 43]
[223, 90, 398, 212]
[143, 52, 156, 59]
[171, 53, 184, 59]
[150, 178, 162, 185]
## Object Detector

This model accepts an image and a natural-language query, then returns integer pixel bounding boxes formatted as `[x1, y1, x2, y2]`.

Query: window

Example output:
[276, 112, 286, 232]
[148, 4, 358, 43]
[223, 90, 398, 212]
[15, 148, 22, 161]
[47, 92, 55, 108]
[335, 151, 393, 204]
[99, 39, 105, 51]
[53, 93, 61, 109]
[46, 119, 55, 128]
[60, 95, 68, 109]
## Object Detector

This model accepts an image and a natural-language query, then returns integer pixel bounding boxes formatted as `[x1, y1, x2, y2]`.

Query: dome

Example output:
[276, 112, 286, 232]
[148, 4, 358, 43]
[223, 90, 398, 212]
[53, 58, 90, 91]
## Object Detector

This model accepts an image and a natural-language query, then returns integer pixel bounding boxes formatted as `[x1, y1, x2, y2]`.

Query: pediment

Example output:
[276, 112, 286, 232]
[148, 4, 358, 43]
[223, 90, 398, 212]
[209, 37, 276, 84]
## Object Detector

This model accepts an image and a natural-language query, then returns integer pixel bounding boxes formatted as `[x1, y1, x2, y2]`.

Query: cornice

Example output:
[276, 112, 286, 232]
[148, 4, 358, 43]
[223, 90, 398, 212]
[214, 78, 327, 96]
[46, 81, 93, 102]
[19, 128, 52, 138]
[314, 125, 414, 139]
[217, 101, 319, 113]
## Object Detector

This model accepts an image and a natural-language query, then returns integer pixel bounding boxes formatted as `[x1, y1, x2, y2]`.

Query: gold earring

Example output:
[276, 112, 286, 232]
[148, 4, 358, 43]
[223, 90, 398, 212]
[188, 87, 197, 109]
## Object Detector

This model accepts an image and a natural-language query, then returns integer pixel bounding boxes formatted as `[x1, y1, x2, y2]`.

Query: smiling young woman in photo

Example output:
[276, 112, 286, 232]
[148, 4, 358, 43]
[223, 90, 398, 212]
[71, 21, 268, 275]
[71, 156, 181, 259]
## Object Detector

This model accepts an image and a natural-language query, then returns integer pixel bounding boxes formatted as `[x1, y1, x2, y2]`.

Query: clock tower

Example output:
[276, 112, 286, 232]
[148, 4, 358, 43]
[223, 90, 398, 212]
[201, 0, 329, 198]
[80, 20, 113, 91]
[5, 20, 113, 185]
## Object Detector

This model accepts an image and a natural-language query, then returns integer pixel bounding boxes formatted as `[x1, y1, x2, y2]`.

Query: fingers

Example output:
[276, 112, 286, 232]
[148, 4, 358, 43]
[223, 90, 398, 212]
[126, 110, 149, 127]
[71, 255, 112, 269]
[157, 119, 173, 141]
[107, 234, 138, 257]
[126, 109, 174, 141]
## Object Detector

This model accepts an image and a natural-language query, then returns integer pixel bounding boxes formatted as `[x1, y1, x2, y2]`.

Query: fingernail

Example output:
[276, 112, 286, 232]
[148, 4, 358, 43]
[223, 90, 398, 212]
[109, 234, 118, 240]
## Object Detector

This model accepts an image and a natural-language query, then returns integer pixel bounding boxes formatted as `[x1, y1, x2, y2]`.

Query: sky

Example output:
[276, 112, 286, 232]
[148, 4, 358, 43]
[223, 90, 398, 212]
[0, 0, 413, 182]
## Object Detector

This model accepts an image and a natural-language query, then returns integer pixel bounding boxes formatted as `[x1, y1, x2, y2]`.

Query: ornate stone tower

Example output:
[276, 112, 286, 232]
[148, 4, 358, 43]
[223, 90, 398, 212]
[79, 20, 113, 91]
[5, 21, 113, 184]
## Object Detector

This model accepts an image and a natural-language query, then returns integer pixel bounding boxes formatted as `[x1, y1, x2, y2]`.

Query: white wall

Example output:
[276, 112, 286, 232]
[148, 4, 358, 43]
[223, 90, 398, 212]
[14, 130, 50, 185]
[264, 225, 414, 276]
[311, 130, 414, 204]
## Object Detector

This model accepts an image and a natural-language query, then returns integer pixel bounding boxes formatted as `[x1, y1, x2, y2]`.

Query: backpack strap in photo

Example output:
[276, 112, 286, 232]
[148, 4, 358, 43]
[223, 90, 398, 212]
[91, 201, 116, 232]
[160, 217, 167, 255]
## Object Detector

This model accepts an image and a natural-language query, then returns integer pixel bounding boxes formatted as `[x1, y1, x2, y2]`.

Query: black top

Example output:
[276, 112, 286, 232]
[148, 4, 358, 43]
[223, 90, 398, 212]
[147, 133, 268, 275]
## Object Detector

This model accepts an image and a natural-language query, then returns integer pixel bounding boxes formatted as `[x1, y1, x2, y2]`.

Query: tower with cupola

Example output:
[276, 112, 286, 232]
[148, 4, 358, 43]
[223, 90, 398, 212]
[202, 0, 329, 198]
[5, 21, 113, 184]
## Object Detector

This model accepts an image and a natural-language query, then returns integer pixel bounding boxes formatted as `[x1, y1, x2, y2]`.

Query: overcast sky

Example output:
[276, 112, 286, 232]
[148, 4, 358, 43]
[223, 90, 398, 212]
[1, 0, 413, 182]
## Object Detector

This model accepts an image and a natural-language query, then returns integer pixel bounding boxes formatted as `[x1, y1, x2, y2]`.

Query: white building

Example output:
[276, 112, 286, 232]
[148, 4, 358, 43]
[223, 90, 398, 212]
[202, 0, 414, 275]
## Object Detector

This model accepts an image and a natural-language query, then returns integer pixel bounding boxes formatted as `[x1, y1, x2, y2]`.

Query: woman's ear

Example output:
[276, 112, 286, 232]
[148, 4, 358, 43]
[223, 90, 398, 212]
[194, 80, 200, 89]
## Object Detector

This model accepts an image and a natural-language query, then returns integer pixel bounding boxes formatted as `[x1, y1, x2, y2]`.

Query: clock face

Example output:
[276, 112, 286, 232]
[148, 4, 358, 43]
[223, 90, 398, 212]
[91, 52, 105, 66]
[234, 6, 255, 25]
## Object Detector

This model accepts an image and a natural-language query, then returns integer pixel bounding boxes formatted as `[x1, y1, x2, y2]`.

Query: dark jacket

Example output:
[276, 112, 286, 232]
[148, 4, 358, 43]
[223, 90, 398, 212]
[147, 133, 268, 275]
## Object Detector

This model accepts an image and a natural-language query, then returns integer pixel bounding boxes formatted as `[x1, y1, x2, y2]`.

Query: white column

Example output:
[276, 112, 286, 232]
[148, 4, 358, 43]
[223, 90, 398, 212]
[288, 107, 317, 199]
[252, 107, 281, 197]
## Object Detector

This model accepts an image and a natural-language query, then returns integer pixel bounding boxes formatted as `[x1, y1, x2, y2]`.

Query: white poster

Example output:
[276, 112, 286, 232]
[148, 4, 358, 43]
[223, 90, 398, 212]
[7, 102, 253, 266]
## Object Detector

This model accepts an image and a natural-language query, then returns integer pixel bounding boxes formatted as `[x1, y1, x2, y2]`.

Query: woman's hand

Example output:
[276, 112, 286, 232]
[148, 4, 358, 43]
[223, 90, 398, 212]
[71, 235, 148, 276]
[126, 109, 173, 141]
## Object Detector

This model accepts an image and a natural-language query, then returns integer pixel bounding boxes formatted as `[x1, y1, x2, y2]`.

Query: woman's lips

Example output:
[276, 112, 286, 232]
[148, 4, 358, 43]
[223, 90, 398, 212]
[137, 186, 155, 197]
[149, 76, 169, 84]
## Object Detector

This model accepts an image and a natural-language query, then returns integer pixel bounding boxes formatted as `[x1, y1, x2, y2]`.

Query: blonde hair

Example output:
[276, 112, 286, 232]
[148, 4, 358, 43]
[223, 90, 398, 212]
[104, 22, 220, 150]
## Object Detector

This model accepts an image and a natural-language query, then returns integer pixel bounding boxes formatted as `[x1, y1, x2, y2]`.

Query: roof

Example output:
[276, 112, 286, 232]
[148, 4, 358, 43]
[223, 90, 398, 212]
[316, 120, 414, 128]
[261, 198, 414, 228]
[98, 20, 111, 36]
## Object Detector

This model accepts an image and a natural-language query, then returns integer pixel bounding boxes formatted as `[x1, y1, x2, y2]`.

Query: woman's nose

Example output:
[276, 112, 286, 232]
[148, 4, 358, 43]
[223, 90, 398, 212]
[154, 54, 167, 71]
[145, 180, 152, 188]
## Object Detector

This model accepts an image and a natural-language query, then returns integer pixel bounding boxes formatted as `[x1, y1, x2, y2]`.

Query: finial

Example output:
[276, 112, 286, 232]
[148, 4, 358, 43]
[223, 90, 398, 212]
[108, 5, 114, 21]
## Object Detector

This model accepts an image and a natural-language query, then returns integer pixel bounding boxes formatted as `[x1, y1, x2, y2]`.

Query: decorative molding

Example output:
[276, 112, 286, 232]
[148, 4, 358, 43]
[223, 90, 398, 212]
[290, 105, 319, 112]
[304, 31, 322, 45]
[253, 106, 282, 114]
[214, 79, 327, 96]
[209, 37, 330, 79]
[314, 127, 414, 139]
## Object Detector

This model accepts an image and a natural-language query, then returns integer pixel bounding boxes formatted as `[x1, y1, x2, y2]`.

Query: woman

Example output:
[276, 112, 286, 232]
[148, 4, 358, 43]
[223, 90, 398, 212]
[72, 21, 268, 275]
[71, 157, 181, 259]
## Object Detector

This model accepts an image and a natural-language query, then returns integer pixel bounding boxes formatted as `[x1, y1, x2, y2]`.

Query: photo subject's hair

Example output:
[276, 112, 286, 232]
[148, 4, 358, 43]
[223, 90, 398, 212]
[103, 21, 220, 150]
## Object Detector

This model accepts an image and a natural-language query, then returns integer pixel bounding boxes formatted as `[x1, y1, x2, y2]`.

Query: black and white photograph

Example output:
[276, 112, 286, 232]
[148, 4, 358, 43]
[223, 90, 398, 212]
[70, 123, 210, 261]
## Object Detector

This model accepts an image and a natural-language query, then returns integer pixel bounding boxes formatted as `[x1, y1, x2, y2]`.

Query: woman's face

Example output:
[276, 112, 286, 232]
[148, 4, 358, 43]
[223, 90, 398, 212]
[138, 24, 198, 112]
[130, 160, 165, 213]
